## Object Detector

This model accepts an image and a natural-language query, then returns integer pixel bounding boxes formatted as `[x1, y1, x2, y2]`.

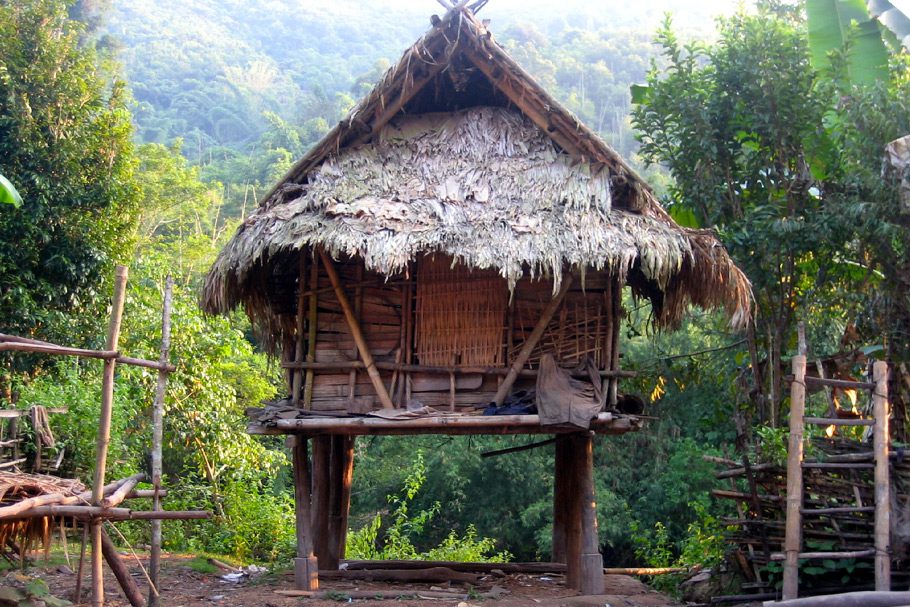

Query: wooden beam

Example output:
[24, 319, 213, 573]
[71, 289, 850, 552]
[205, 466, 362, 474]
[492, 275, 573, 406]
[100, 528, 146, 607]
[281, 359, 636, 378]
[319, 250, 395, 409]
[93, 265, 128, 607]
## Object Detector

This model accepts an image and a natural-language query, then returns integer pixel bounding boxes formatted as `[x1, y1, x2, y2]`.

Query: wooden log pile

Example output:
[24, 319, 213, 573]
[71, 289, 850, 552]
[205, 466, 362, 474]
[709, 438, 910, 591]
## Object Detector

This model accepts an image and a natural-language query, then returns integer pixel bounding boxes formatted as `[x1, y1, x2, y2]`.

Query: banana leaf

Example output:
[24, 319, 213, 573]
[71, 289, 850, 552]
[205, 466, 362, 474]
[807, 0, 889, 85]
[0, 173, 22, 207]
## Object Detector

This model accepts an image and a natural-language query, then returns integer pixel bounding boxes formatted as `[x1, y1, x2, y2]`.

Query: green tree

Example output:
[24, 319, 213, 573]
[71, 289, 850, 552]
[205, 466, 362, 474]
[632, 7, 868, 426]
[0, 0, 140, 354]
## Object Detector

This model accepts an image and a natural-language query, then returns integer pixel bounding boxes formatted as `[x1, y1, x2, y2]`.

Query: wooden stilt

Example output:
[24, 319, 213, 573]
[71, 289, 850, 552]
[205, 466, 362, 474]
[576, 432, 604, 595]
[293, 436, 318, 590]
[311, 435, 331, 564]
[326, 435, 355, 569]
[563, 432, 603, 593]
[872, 361, 891, 591]
[552, 435, 571, 564]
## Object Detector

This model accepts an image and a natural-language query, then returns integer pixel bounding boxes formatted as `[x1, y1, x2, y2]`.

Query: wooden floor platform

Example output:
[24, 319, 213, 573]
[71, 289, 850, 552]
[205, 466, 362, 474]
[248, 412, 643, 436]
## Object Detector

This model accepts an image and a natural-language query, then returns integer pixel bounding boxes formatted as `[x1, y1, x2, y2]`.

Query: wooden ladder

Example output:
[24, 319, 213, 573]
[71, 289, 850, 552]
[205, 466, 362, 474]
[780, 353, 891, 600]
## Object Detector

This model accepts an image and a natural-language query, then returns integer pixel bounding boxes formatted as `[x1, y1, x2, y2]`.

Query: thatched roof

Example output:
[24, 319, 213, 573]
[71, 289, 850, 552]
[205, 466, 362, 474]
[202, 4, 751, 331]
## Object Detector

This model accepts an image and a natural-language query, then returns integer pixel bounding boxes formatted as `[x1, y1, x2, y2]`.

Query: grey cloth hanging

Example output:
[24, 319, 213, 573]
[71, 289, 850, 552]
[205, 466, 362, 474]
[535, 354, 603, 428]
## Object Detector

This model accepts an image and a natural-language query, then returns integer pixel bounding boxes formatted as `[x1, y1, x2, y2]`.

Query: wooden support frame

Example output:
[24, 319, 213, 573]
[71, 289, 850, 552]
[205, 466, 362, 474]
[319, 250, 395, 409]
[492, 275, 574, 406]
[552, 436, 572, 564]
[311, 435, 331, 564]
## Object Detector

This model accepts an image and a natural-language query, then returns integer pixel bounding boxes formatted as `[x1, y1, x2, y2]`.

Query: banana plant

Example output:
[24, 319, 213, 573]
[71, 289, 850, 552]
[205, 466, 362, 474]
[0, 173, 22, 207]
[868, 0, 910, 48]
[806, 0, 890, 85]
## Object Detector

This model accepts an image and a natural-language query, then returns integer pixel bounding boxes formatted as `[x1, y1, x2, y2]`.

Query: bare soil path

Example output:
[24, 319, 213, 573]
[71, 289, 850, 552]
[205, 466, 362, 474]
[10, 554, 686, 607]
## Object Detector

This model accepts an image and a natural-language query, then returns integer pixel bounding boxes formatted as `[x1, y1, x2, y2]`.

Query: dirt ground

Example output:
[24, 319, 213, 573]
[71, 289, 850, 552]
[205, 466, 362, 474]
[15, 554, 687, 607]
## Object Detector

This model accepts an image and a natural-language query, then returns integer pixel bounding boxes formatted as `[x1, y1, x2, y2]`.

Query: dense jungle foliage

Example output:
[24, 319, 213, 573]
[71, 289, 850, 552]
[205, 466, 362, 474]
[1, 0, 908, 579]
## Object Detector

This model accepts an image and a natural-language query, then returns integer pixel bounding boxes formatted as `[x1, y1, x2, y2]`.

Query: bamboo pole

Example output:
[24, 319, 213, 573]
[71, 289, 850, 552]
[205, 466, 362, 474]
[319, 250, 394, 409]
[783, 351, 807, 601]
[101, 529, 146, 607]
[101, 473, 145, 508]
[281, 359, 636, 377]
[149, 276, 172, 607]
[872, 360, 891, 591]
[292, 256, 307, 407]
[93, 265, 129, 607]
[493, 275, 573, 406]
[302, 256, 319, 409]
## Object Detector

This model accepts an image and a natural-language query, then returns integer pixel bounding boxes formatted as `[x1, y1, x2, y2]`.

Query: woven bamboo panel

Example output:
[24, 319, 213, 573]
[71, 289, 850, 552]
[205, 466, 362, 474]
[416, 255, 508, 366]
[510, 282, 608, 368]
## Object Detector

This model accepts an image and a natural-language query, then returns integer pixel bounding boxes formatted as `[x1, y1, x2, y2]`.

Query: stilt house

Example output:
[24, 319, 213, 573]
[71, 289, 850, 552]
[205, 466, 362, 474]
[202, 4, 752, 594]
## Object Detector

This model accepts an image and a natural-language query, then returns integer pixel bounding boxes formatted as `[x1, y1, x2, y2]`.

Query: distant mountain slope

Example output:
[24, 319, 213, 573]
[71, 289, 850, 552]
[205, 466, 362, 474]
[105, 0, 730, 161]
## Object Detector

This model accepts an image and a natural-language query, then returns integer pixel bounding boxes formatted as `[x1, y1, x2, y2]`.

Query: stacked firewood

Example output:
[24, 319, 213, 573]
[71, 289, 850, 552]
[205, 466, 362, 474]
[709, 438, 910, 587]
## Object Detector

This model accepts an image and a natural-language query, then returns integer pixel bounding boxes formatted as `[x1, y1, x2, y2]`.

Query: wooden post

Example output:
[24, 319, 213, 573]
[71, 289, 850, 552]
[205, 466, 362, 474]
[577, 432, 604, 595]
[92, 265, 128, 607]
[564, 432, 603, 594]
[319, 250, 394, 409]
[552, 435, 571, 563]
[493, 275, 574, 406]
[293, 436, 318, 590]
[149, 275, 173, 607]
[311, 435, 331, 564]
[302, 256, 319, 409]
[292, 255, 307, 407]
[872, 361, 891, 591]
[608, 277, 621, 407]
[782, 352, 807, 601]
[327, 435, 355, 569]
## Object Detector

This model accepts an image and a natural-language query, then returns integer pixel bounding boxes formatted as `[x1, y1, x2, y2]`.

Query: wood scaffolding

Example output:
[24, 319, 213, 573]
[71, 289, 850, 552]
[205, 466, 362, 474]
[0, 268, 209, 607]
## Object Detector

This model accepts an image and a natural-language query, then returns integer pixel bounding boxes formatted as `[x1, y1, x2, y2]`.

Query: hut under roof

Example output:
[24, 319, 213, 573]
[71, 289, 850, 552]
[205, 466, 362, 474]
[202, 3, 752, 596]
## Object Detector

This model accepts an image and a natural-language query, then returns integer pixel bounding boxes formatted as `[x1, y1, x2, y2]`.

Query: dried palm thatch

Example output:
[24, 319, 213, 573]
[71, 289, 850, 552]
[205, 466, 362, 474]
[0, 472, 84, 557]
[201, 4, 751, 340]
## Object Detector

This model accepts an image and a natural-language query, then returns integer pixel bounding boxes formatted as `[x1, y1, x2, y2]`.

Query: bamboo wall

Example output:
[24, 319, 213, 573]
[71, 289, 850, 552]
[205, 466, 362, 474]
[282, 252, 623, 414]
